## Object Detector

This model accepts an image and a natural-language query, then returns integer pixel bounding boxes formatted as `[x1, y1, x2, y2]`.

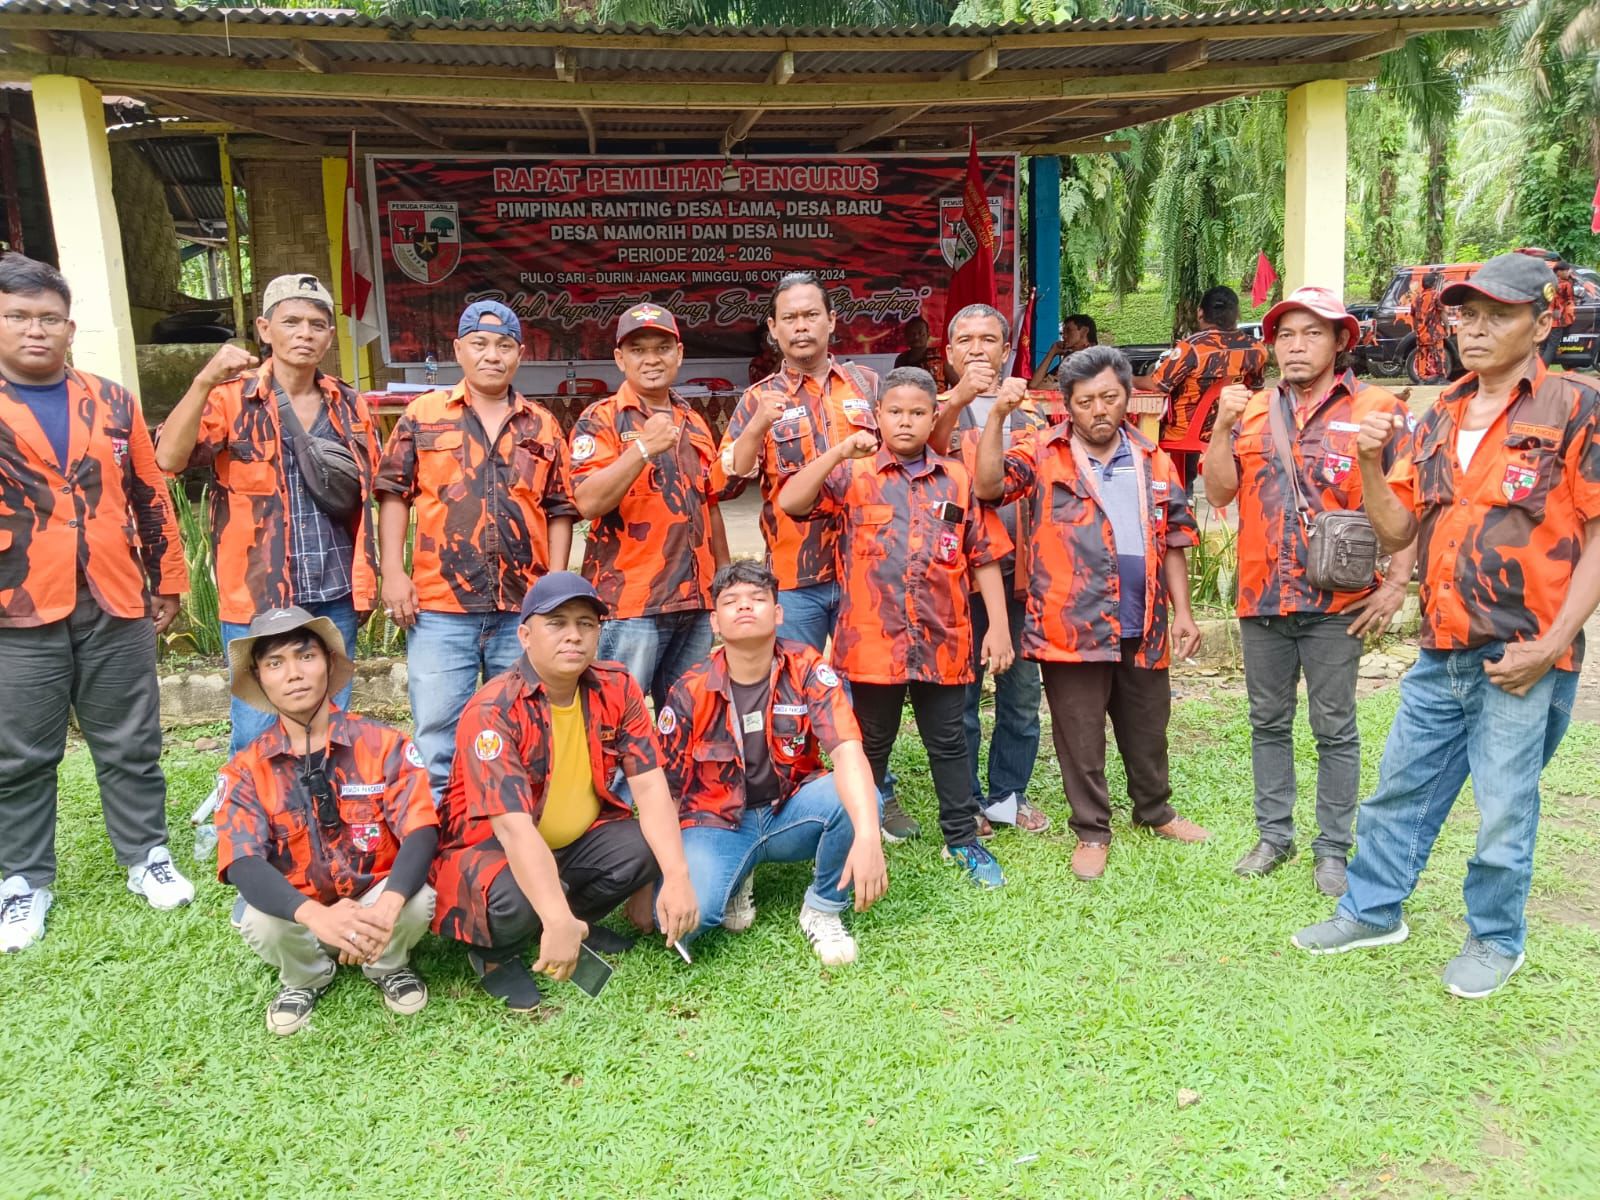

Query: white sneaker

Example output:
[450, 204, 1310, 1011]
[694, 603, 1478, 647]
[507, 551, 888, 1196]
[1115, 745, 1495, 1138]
[127, 845, 195, 910]
[798, 903, 857, 966]
[0, 875, 53, 953]
[724, 874, 756, 933]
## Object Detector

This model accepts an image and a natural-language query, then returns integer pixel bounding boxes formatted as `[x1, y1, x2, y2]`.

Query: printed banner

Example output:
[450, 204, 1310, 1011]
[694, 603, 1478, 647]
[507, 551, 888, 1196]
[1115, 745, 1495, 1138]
[368, 155, 1017, 365]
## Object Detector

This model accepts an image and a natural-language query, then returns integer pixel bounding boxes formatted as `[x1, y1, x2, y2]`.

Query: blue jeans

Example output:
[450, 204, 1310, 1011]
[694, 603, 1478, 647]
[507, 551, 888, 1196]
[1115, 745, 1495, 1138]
[964, 586, 1041, 803]
[221, 597, 359, 756]
[1339, 644, 1578, 957]
[679, 774, 868, 941]
[597, 610, 714, 709]
[776, 582, 840, 653]
[407, 610, 523, 798]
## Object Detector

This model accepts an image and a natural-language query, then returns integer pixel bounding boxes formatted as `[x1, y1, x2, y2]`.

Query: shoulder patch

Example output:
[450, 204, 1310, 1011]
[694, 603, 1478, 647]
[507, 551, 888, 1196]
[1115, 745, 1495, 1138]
[403, 740, 425, 769]
[656, 706, 677, 736]
[813, 664, 840, 689]
[473, 729, 504, 762]
[571, 433, 597, 462]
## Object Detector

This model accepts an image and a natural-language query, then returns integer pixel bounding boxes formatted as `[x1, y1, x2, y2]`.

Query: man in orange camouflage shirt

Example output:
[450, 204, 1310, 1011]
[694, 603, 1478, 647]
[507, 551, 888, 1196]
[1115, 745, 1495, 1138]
[569, 303, 724, 708]
[375, 300, 577, 797]
[1203, 287, 1417, 898]
[0, 255, 193, 954]
[215, 607, 438, 1035]
[778, 366, 1014, 890]
[1295, 253, 1600, 999]
[1137, 285, 1267, 459]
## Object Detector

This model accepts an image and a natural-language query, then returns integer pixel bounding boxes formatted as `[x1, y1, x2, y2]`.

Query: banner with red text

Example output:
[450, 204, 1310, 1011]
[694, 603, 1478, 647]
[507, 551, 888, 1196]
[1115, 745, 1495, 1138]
[367, 155, 1017, 365]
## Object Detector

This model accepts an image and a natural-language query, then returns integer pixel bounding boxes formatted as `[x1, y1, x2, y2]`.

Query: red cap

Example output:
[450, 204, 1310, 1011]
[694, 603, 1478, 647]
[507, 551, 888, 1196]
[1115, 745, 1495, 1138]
[1262, 286, 1361, 346]
[615, 303, 680, 345]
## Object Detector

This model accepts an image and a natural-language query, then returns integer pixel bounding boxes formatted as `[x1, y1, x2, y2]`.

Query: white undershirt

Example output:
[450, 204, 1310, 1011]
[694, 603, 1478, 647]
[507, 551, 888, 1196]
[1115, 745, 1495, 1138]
[1457, 427, 1489, 472]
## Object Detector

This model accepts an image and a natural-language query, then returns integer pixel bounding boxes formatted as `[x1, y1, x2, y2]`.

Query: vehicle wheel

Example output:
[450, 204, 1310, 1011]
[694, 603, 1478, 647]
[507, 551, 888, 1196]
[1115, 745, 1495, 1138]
[1405, 347, 1449, 386]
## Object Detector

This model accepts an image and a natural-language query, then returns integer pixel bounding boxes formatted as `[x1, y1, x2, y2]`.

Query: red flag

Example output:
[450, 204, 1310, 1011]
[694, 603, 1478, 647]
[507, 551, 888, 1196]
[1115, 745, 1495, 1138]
[946, 128, 998, 322]
[1008, 287, 1037, 377]
[341, 132, 378, 347]
[1249, 253, 1278, 308]
[1591, 176, 1600, 234]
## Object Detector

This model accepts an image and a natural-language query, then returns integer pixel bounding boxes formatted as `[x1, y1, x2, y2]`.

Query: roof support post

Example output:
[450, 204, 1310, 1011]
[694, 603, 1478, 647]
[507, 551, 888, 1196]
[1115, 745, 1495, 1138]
[30, 74, 137, 388]
[219, 134, 248, 339]
[1283, 78, 1346, 297]
[1025, 154, 1061, 369]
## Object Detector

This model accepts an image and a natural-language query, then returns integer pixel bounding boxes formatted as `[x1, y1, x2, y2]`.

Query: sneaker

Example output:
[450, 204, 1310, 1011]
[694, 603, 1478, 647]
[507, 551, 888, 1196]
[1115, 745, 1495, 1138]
[942, 842, 1006, 889]
[723, 874, 756, 933]
[127, 845, 195, 910]
[1071, 841, 1110, 881]
[266, 981, 328, 1036]
[798, 903, 858, 966]
[881, 794, 921, 843]
[373, 966, 429, 1016]
[1145, 816, 1211, 843]
[1313, 856, 1349, 898]
[1234, 839, 1295, 878]
[1443, 937, 1526, 1000]
[0, 876, 52, 953]
[468, 949, 543, 1012]
[1290, 914, 1409, 954]
[582, 926, 639, 954]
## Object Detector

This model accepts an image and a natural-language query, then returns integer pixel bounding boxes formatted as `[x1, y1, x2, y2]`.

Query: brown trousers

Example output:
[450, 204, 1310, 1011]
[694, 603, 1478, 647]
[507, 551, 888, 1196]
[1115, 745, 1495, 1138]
[1041, 639, 1176, 842]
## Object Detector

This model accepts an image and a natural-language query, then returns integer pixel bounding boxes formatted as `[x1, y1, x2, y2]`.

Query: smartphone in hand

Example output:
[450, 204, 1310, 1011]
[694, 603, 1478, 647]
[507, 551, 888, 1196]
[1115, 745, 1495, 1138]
[570, 944, 615, 998]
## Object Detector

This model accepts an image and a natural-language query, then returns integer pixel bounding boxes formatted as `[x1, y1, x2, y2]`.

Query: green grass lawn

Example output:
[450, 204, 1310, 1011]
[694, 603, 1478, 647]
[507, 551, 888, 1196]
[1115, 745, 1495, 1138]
[4, 691, 1599, 1200]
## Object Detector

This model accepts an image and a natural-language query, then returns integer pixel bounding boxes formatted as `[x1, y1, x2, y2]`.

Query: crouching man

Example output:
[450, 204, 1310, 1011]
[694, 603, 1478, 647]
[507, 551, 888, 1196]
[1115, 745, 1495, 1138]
[215, 607, 439, 1036]
[430, 572, 699, 1011]
[657, 561, 887, 965]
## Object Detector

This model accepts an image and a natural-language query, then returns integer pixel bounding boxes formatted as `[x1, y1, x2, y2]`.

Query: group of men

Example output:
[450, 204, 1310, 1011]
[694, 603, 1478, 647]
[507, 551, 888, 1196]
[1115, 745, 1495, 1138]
[1, 246, 1595, 1034]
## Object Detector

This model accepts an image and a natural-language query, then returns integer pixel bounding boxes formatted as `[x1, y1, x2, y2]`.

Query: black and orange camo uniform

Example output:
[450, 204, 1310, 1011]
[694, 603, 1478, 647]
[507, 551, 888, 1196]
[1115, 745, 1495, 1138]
[1151, 328, 1268, 442]
[215, 708, 438, 903]
[430, 659, 662, 946]
[804, 447, 1010, 686]
[714, 360, 879, 591]
[1230, 370, 1410, 618]
[177, 362, 380, 624]
[996, 422, 1198, 669]
[657, 638, 860, 829]
[1389, 361, 1600, 672]
[1552, 278, 1577, 330]
[948, 393, 1049, 594]
[568, 381, 718, 618]
[0, 369, 186, 625]
[374, 383, 577, 614]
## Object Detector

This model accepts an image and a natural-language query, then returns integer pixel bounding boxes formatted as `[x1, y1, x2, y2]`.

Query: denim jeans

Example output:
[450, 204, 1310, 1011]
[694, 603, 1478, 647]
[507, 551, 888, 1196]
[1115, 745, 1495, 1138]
[407, 609, 523, 798]
[776, 582, 841, 654]
[597, 610, 714, 709]
[1239, 611, 1364, 857]
[964, 585, 1041, 803]
[221, 597, 360, 757]
[679, 774, 868, 941]
[1339, 644, 1578, 958]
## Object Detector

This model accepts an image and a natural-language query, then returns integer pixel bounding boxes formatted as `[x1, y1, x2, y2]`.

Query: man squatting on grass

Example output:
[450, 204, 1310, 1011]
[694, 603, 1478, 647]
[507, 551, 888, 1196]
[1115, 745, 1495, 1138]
[1293, 252, 1600, 1000]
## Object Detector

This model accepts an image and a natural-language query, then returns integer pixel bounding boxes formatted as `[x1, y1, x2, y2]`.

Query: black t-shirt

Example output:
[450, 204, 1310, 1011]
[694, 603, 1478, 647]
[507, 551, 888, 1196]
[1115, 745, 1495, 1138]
[729, 676, 779, 811]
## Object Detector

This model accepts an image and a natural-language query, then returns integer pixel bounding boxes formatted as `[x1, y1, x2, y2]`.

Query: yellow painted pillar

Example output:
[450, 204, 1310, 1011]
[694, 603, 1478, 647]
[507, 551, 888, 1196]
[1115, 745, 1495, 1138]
[1283, 79, 1347, 297]
[30, 75, 138, 389]
[322, 155, 378, 388]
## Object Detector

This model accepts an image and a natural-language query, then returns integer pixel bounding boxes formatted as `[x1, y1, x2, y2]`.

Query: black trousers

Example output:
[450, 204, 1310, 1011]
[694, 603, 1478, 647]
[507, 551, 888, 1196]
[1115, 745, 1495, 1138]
[0, 589, 170, 887]
[852, 680, 981, 847]
[1040, 641, 1176, 843]
[477, 819, 660, 958]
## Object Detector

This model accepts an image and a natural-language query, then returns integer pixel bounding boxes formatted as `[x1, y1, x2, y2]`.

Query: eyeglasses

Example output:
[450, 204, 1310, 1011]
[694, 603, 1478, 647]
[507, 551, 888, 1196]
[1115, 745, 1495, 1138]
[1, 313, 69, 332]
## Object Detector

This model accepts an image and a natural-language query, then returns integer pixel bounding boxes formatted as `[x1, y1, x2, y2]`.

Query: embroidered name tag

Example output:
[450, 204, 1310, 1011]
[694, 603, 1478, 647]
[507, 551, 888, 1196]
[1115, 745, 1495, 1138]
[1327, 420, 1361, 433]
[783, 406, 809, 420]
[772, 704, 808, 716]
[340, 782, 385, 797]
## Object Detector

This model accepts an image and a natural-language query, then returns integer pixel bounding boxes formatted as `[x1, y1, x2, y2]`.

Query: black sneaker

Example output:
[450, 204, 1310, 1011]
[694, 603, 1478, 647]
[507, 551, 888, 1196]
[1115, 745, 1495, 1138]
[266, 981, 328, 1036]
[582, 926, 638, 955]
[1234, 839, 1295, 878]
[468, 949, 543, 1012]
[373, 966, 428, 1016]
[881, 794, 921, 843]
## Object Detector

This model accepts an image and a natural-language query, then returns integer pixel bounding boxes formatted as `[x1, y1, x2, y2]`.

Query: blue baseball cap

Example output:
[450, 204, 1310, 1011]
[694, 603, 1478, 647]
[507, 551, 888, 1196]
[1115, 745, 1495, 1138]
[519, 571, 606, 624]
[457, 300, 523, 343]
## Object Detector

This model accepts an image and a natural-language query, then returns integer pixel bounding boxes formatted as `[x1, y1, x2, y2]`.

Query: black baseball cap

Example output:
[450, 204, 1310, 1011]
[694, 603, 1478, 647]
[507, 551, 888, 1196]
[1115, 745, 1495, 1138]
[519, 571, 606, 623]
[1441, 253, 1559, 308]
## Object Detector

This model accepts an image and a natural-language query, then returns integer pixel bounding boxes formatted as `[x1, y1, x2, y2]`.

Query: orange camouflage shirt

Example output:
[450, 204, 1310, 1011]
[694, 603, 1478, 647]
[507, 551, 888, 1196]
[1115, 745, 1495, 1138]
[1230, 371, 1410, 618]
[714, 360, 878, 590]
[657, 638, 860, 830]
[805, 447, 1009, 686]
[178, 362, 380, 625]
[1151, 328, 1268, 441]
[998, 423, 1197, 669]
[1553, 279, 1577, 328]
[375, 384, 577, 614]
[214, 707, 438, 905]
[1388, 362, 1600, 672]
[569, 382, 718, 618]
[0, 369, 185, 627]
[948, 390, 1050, 594]
[430, 658, 661, 945]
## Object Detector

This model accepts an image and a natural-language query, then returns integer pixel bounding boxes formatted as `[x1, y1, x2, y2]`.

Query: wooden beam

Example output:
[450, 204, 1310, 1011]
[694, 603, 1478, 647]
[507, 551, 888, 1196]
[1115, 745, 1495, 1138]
[1012, 138, 1131, 155]
[107, 119, 232, 141]
[720, 50, 794, 154]
[1063, 94, 1243, 140]
[0, 28, 60, 56]
[144, 91, 327, 147]
[577, 107, 597, 155]
[359, 103, 449, 150]
[1325, 30, 1410, 61]
[289, 38, 333, 74]
[1162, 38, 1209, 72]
[835, 42, 999, 152]
[969, 99, 1100, 144]
[554, 47, 577, 84]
